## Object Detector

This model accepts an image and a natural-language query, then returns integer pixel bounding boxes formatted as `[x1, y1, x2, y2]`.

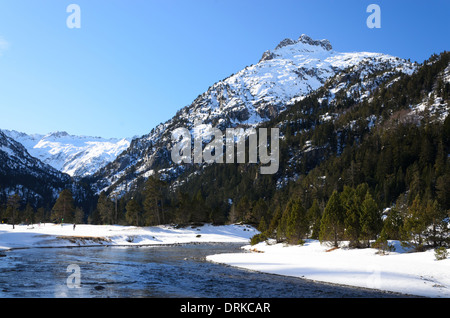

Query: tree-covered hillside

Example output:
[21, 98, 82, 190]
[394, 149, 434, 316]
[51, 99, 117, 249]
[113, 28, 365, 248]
[1, 51, 449, 250]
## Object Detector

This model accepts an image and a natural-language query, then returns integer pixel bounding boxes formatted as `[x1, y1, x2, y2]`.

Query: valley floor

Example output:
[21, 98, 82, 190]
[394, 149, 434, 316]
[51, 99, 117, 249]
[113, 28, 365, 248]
[0, 223, 449, 298]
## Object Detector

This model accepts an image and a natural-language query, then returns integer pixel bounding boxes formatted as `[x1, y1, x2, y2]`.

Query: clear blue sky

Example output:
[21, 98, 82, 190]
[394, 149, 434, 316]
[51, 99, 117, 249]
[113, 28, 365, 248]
[0, 0, 448, 139]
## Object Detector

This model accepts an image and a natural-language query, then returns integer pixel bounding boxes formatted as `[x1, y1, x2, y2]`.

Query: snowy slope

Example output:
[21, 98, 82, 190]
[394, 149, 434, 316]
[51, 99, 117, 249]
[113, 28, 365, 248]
[0, 130, 71, 203]
[0, 130, 68, 180]
[187, 34, 414, 125]
[91, 34, 416, 194]
[3, 130, 131, 177]
[409, 60, 450, 121]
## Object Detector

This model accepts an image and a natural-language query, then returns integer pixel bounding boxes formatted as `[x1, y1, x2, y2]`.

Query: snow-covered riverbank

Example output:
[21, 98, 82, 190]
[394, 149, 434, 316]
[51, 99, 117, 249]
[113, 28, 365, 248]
[1, 223, 449, 298]
[207, 239, 450, 298]
[0, 223, 257, 250]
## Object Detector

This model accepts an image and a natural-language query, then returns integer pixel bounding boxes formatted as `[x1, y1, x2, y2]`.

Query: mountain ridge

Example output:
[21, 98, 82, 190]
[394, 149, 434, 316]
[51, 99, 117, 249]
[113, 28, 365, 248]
[2, 129, 131, 178]
[0, 130, 72, 206]
[88, 34, 417, 195]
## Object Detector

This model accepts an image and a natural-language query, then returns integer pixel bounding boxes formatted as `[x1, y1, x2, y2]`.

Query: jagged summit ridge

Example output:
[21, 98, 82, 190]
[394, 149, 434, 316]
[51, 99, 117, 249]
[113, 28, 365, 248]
[262, 34, 332, 62]
[45, 131, 70, 138]
[275, 34, 332, 51]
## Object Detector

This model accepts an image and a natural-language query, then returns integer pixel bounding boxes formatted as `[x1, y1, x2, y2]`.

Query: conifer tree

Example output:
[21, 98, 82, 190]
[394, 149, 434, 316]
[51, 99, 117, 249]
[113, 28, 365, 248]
[6, 194, 21, 229]
[97, 192, 114, 225]
[423, 199, 447, 247]
[191, 190, 207, 223]
[74, 207, 85, 224]
[252, 198, 268, 226]
[258, 216, 267, 233]
[36, 207, 47, 224]
[144, 176, 167, 225]
[234, 195, 251, 224]
[359, 192, 382, 247]
[307, 199, 322, 240]
[341, 186, 361, 247]
[51, 189, 75, 224]
[268, 205, 283, 239]
[382, 207, 403, 240]
[372, 228, 394, 255]
[175, 191, 193, 224]
[444, 115, 450, 147]
[125, 199, 141, 226]
[436, 172, 450, 211]
[402, 195, 427, 248]
[319, 190, 345, 247]
[284, 198, 308, 244]
[23, 203, 34, 225]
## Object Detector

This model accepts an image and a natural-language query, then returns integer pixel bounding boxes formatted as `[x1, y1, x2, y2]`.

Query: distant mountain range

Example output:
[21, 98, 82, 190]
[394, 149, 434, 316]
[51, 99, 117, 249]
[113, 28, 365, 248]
[2, 130, 131, 178]
[0, 130, 71, 206]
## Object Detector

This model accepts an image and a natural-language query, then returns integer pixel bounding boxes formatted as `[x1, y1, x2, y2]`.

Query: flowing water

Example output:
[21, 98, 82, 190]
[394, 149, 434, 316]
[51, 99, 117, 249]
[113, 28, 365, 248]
[0, 243, 410, 298]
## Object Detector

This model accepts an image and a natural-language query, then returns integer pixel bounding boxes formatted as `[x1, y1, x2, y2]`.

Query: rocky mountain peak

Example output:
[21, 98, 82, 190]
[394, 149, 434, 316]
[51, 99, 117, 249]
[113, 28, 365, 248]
[297, 34, 332, 51]
[274, 38, 297, 50]
[45, 131, 70, 139]
[261, 34, 333, 62]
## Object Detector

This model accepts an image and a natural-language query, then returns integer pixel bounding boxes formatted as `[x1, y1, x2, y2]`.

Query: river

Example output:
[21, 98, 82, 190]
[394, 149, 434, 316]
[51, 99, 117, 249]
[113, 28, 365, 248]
[0, 243, 410, 298]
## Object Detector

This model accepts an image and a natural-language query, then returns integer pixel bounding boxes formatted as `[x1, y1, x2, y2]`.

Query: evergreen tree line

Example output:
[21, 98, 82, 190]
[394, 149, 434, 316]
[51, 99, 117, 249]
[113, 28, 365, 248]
[0, 189, 85, 227]
[252, 181, 449, 251]
[1, 52, 449, 253]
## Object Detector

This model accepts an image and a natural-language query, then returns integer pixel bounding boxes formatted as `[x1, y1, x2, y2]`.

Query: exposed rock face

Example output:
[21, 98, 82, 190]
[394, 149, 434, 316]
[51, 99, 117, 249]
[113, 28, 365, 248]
[88, 34, 416, 195]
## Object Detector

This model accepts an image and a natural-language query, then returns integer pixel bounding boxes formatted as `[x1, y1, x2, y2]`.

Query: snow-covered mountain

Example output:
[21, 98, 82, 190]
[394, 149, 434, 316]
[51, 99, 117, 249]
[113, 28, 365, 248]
[3, 130, 131, 177]
[90, 34, 417, 195]
[186, 34, 414, 126]
[0, 130, 71, 205]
